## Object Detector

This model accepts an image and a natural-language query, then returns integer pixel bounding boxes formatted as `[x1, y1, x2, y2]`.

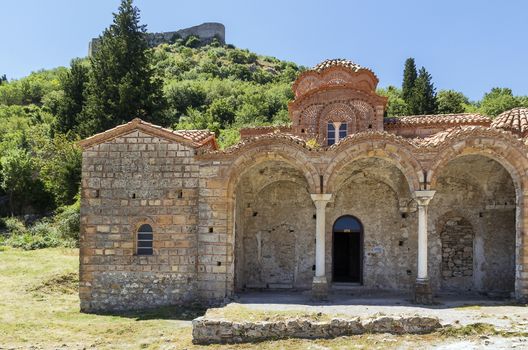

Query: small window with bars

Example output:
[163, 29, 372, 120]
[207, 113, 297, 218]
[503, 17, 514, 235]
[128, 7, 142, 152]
[137, 224, 153, 255]
[339, 123, 347, 140]
[327, 122, 336, 146]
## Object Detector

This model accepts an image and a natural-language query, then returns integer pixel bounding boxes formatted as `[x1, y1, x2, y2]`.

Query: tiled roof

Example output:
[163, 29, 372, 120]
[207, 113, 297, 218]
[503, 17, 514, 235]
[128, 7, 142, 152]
[202, 133, 310, 156]
[171, 129, 215, 143]
[384, 113, 491, 128]
[414, 125, 524, 147]
[313, 59, 365, 73]
[491, 107, 528, 136]
[79, 118, 217, 149]
[239, 125, 292, 138]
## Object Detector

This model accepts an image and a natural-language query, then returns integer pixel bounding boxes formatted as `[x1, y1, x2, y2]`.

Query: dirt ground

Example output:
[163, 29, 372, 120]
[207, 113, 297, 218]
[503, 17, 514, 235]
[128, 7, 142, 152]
[233, 290, 528, 332]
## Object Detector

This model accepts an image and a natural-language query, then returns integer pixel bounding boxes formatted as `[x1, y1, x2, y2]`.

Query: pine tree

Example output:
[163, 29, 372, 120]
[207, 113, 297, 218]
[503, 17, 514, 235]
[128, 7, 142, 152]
[408, 67, 437, 115]
[402, 58, 417, 103]
[56, 58, 89, 134]
[0, 74, 7, 85]
[81, 0, 164, 136]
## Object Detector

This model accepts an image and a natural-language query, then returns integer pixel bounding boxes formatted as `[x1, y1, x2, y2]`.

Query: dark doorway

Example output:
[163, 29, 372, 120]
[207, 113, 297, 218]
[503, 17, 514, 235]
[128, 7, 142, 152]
[333, 215, 363, 283]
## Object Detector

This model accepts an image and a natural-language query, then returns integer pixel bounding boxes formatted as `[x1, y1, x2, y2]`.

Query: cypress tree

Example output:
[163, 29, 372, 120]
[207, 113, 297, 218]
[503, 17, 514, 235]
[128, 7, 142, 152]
[81, 0, 164, 136]
[402, 58, 417, 103]
[409, 67, 437, 115]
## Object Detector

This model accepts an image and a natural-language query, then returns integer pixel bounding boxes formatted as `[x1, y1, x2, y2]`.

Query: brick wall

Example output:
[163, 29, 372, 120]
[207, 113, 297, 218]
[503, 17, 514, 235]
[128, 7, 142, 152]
[80, 130, 200, 311]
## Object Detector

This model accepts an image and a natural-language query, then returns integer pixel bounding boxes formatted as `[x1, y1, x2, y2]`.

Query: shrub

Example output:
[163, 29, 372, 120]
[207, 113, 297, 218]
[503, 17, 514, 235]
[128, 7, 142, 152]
[0, 200, 79, 250]
[54, 200, 80, 244]
[1, 217, 26, 237]
[184, 35, 201, 48]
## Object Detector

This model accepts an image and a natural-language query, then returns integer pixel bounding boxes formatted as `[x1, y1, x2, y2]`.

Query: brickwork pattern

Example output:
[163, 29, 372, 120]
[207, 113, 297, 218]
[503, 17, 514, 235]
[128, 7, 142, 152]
[80, 130, 200, 311]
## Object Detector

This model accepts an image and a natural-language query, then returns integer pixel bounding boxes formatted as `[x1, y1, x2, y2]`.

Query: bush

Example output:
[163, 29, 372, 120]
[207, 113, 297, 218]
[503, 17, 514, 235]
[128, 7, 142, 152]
[0, 200, 79, 250]
[54, 200, 80, 243]
[1, 217, 26, 237]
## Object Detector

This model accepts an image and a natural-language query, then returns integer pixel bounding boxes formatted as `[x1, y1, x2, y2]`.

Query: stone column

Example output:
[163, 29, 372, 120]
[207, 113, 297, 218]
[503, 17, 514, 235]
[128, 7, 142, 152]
[311, 193, 332, 299]
[413, 190, 436, 304]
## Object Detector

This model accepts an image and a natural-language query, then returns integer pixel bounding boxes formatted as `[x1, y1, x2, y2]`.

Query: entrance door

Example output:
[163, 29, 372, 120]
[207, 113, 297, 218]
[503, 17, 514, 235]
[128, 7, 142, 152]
[332, 216, 363, 283]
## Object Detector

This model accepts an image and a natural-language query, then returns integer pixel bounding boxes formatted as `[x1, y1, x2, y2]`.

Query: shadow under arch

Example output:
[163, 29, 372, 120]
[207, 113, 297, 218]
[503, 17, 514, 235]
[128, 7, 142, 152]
[429, 134, 528, 298]
[428, 135, 528, 199]
[323, 136, 423, 194]
[225, 141, 320, 294]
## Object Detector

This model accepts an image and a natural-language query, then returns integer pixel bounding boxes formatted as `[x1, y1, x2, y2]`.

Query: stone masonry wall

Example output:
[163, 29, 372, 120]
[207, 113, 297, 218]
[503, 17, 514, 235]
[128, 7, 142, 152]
[235, 161, 315, 290]
[195, 160, 231, 303]
[439, 215, 474, 291]
[429, 155, 516, 295]
[327, 158, 418, 290]
[79, 130, 200, 311]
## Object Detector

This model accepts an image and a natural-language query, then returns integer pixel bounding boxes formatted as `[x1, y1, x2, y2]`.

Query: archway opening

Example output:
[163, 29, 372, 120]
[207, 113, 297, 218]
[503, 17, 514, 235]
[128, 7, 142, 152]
[234, 160, 314, 291]
[328, 157, 416, 290]
[431, 155, 516, 297]
[332, 215, 363, 283]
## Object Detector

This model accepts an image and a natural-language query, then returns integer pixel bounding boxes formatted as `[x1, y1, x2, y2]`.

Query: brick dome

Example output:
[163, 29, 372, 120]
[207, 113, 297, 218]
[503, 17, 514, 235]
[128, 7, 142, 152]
[491, 107, 528, 137]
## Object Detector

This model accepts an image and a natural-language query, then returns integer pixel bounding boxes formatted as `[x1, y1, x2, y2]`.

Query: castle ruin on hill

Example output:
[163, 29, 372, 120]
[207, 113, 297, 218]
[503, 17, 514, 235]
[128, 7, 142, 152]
[88, 22, 225, 56]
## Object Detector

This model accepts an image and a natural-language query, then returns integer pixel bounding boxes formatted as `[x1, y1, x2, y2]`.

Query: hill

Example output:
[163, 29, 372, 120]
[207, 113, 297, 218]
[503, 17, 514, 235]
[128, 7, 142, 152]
[1, 38, 528, 245]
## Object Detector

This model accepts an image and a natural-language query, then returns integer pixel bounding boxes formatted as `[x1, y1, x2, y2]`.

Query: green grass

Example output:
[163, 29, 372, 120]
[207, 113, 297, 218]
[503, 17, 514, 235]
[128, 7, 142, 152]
[0, 247, 523, 349]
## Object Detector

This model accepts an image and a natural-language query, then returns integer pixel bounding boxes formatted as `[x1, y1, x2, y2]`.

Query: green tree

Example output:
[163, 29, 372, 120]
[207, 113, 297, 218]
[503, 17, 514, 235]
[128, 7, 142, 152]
[0, 149, 38, 215]
[479, 88, 521, 117]
[377, 86, 409, 117]
[55, 59, 89, 134]
[207, 97, 236, 127]
[0, 74, 6, 85]
[38, 134, 82, 207]
[408, 67, 437, 115]
[81, 0, 164, 136]
[402, 58, 417, 103]
[437, 90, 469, 114]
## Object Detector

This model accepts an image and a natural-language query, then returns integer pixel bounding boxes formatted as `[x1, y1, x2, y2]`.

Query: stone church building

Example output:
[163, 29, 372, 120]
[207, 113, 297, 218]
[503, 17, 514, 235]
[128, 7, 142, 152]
[79, 59, 528, 311]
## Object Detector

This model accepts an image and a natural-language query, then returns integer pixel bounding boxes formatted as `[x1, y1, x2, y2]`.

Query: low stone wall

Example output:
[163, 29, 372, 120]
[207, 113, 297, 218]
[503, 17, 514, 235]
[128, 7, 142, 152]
[192, 315, 442, 344]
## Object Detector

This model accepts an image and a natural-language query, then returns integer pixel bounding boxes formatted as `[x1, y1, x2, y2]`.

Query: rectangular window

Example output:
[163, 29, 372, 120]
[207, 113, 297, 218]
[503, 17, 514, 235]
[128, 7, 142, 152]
[339, 123, 347, 140]
[327, 122, 335, 145]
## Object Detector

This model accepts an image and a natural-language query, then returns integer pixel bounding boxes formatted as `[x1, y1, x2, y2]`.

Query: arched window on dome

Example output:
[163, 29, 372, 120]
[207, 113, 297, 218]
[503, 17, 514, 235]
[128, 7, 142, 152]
[327, 122, 348, 146]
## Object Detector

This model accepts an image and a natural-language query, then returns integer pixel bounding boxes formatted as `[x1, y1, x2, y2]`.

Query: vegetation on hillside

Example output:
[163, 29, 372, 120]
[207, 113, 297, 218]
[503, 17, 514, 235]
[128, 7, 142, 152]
[379, 57, 528, 117]
[1, 0, 528, 249]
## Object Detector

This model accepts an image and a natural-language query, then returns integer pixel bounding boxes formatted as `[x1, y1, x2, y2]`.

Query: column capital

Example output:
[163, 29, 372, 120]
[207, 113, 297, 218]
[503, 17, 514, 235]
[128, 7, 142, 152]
[413, 190, 436, 206]
[311, 193, 332, 202]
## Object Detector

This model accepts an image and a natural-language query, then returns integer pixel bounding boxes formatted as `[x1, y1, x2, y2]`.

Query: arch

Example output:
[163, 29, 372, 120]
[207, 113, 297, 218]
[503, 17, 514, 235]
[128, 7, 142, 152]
[225, 140, 320, 198]
[324, 134, 423, 194]
[318, 103, 358, 143]
[233, 162, 316, 290]
[136, 223, 153, 256]
[333, 215, 364, 232]
[428, 132, 528, 194]
[332, 215, 364, 283]
[430, 138, 525, 296]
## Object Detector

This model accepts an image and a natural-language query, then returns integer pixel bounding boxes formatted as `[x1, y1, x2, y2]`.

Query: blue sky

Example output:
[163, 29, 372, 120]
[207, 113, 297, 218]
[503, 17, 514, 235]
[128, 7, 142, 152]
[1, 0, 527, 100]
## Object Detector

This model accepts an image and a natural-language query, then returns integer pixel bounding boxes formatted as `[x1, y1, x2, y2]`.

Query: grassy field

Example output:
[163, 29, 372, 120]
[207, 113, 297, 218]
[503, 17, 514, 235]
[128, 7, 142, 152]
[0, 248, 523, 349]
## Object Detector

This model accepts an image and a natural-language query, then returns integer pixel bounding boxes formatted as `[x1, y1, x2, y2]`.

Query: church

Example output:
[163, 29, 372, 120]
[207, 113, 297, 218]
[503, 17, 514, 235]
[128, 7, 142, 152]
[78, 59, 528, 311]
